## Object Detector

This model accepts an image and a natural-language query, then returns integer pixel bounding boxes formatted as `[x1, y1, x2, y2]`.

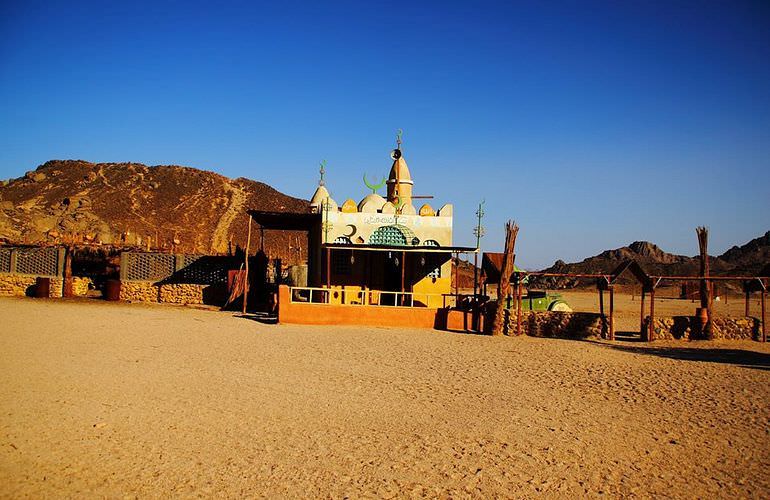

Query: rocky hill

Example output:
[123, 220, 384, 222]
[535, 235, 769, 289]
[0, 160, 309, 261]
[719, 231, 770, 274]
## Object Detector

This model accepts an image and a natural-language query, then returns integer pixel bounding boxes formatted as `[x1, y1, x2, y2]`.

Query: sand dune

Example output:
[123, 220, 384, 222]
[1, 297, 768, 497]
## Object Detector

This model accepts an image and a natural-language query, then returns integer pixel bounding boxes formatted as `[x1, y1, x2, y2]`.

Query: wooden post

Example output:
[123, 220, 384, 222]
[326, 247, 331, 289]
[492, 221, 518, 336]
[401, 250, 406, 306]
[761, 283, 766, 343]
[242, 215, 252, 314]
[450, 253, 460, 307]
[649, 286, 656, 342]
[640, 289, 646, 338]
[745, 286, 750, 317]
[609, 285, 615, 341]
[63, 246, 74, 298]
[598, 286, 605, 336]
[516, 274, 523, 336]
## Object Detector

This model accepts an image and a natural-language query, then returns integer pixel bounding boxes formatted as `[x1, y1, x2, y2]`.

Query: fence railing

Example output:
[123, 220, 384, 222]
[120, 252, 235, 284]
[288, 286, 457, 308]
[0, 246, 64, 277]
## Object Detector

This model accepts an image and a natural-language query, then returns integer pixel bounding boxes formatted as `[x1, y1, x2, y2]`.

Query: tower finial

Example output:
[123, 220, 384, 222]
[319, 160, 326, 186]
[396, 128, 403, 148]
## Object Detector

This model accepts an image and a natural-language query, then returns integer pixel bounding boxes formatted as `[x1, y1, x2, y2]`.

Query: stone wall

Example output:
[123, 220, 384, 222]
[520, 311, 604, 339]
[0, 274, 63, 298]
[648, 316, 760, 341]
[159, 284, 204, 304]
[72, 277, 92, 297]
[119, 281, 227, 305]
[119, 281, 160, 302]
[487, 309, 605, 338]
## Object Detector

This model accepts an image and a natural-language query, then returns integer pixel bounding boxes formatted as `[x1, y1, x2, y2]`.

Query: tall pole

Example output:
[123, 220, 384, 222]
[242, 215, 252, 314]
[473, 200, 485, 299]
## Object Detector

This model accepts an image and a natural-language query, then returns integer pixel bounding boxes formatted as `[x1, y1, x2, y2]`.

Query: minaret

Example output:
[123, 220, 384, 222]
[310, 160, 337, 213]
[386, 130, 413, 208]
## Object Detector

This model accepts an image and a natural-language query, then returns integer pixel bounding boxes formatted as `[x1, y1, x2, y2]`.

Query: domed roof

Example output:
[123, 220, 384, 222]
[310, 185, 337, 212]
[358, 193, 386, 213]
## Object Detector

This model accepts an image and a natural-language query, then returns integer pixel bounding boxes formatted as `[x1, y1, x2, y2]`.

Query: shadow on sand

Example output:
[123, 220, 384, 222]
[234, 312, 278, 325]
[596, 342, 770, 370]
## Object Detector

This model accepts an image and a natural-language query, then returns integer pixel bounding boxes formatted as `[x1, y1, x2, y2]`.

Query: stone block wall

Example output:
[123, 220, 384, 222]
[648, 316, 760, 341]
[119, 281, 160, 302]
[487, 309, 604, 338]
[0, 274, 63, 298]
[159, 284, 205, 305]
[520, 311, 604, 339]
[119, 281, 227, 305]
[72, 277, 92, 297]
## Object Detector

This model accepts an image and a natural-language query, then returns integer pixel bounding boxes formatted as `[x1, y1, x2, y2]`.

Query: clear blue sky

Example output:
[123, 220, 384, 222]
[1, 0, 768, 268]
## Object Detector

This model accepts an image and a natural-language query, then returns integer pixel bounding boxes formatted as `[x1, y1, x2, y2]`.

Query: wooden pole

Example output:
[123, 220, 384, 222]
[649, 286, 656, 342]
[492, 221, 518, 336]
[609, 285, 615, 341]
[401, 250, 406, 306]
[242, 215, 252, 314]
[639, 285, 645, 340]
[598, 286, 605, 336]
[761, 283, 766, 343]
[516, 274, 523, 336]
[745, 287, 750, 317]
[326, 248, 331, 289]
[63, 246, 74, 298]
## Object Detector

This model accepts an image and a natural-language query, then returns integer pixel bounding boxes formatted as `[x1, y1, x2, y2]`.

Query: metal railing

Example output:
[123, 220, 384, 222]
[288, 286, 457, 308]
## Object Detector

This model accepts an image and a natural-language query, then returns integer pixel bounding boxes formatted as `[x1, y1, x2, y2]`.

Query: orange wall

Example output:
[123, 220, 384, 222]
[277, 285, 484, 332]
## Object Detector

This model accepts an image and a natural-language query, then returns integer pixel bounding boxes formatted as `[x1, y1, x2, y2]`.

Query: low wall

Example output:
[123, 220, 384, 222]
[509, 310, 604, 339]
[278, 285, 440, 328]
[648, 316, 760, 341]
[0, 274, 63, 298]
[119, 281, 227, 305]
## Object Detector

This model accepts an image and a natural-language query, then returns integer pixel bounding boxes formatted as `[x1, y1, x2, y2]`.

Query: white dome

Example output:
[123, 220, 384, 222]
[358, 193, 386, 213]
[310, 186, 337, 212]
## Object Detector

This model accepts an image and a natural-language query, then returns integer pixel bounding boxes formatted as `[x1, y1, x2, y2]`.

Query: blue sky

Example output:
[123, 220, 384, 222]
[1, 0, 768, 268]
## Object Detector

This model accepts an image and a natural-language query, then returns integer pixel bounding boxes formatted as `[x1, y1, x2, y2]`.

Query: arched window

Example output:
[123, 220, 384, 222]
[423, 239, 440, 247]
[333, 236, 352, 244]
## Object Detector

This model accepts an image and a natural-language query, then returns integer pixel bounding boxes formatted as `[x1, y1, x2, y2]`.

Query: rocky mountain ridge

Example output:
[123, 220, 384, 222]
[538, 232, 769, 288]
[0, 160, 309, 260]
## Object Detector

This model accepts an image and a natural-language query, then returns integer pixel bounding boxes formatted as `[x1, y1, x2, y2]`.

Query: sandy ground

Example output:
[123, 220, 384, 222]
[1, 297, 769, 498]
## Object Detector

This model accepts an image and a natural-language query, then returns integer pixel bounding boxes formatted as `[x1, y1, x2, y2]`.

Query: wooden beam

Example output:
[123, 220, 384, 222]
[649, 286, 656, 342]
[609, 285, 615, 341]
[598, 286, 605, 337]
[745, 288, 750, 317]
[762, 284, 766, 343]
[243, 215, 252, 314]
[640, 289, 646, 340]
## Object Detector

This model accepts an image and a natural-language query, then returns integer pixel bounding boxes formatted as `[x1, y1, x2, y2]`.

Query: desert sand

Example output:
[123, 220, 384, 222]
[1, 296, 769, 498]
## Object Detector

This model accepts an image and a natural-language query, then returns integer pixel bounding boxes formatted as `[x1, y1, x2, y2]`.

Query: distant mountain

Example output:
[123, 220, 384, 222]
[535, 234, 769, 289]
[0, 160, 309, 260]
[719, 231, 770, 274]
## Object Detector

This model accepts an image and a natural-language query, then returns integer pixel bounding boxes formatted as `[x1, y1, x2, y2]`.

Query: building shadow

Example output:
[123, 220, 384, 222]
[234, 312, 278, 325]
[597, 343, 770, 370]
